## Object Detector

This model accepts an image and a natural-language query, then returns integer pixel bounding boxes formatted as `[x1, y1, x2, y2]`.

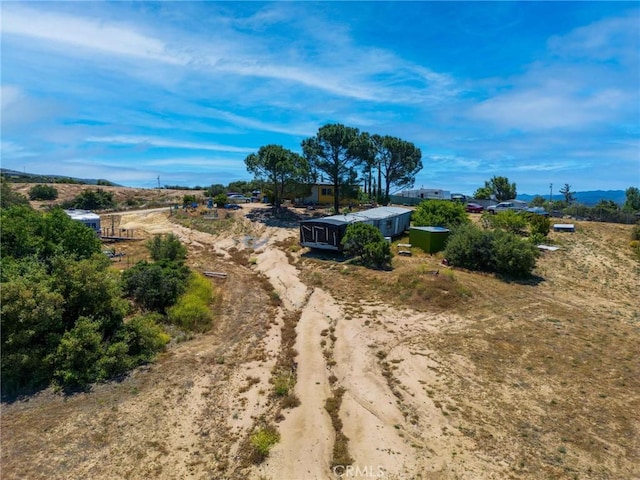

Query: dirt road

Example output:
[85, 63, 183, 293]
[2, 207, 639, 480]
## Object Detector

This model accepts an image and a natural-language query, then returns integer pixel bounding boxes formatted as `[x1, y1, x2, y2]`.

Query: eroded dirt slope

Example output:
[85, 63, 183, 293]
[2, 206, 639, 480]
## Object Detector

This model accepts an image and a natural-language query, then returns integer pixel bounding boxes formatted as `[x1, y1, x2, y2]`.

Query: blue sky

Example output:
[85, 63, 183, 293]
[1, 2, 639, 195]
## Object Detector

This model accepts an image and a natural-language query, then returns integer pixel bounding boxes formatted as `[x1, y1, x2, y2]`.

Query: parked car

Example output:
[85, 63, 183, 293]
[224, 203, 241, 210]
[521, 207, 550, 217]
[465, 202, 484, 213]
[228, 194, 251, 204]
[486, 201, 528, 214]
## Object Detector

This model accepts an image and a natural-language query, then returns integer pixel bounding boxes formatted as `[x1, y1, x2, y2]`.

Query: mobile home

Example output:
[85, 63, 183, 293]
[299, 206, 412, 251]
[64, 209, 101, 233]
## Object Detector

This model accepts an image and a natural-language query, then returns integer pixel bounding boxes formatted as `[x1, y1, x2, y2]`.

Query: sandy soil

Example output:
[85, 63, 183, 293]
[2, 192, 639, 480]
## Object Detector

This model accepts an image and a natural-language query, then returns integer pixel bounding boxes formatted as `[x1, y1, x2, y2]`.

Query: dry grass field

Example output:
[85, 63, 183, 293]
[2, 185, 638, 479]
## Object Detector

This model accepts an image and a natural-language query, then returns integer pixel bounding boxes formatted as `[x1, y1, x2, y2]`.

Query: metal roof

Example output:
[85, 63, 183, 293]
[64, 209, 100, 221]
[300, 206, 412, 226]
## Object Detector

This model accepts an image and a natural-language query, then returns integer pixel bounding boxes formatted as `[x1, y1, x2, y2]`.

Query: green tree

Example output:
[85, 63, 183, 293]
[147, 233, 187, 263]
[530, 195, 547, 207]
[213, 193, 228, 207]
[302, 124, 363, 213]
[0, 178, 30, 209]
[50, 255, 128, 335]
[341, 222, 392, 269]
[28, 184, 59, 200]
[182, 194, 198, 207]
[559, 183, 575, 204]
[473, 186, 493, 200]
[478, 176, 516, 201]
[245, 145, 310, 209]
[623, 186, 640, 213]
[412, 200, 469, 229]
[122, 261, 189, 312]
[0, 206, 101, 262]
[53, 317, 103, 389]
[1, 274, 65, 394]
[204, 184, 226, 197]
[375, 136, 423, 198]
[63, 188, 115, 210]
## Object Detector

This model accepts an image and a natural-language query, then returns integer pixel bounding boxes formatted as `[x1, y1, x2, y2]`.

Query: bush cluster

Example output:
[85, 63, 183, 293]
[0, 209, 200, 396]
[28, 184, 59, 200]
[444, 224, 539, 277]
[412, 200, 469, 229]
[341, 222, 392, 269]
[167, 273, 214, 332]
[0, 207, 170, 395]
[61, 188, 115, 210]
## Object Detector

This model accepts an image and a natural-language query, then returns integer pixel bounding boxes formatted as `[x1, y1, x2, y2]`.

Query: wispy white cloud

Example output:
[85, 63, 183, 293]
[0, 140, 37, 159]
[85, 135, 256, 154]
[1, 6, 183, 65]
[548, 9, 640, 64]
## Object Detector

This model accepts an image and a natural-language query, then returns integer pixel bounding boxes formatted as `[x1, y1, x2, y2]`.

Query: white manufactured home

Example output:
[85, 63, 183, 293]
[64, 209, 101, 233]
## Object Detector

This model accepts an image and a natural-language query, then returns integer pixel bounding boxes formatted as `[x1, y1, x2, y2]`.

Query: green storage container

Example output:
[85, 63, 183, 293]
[409, 226, 450, 254]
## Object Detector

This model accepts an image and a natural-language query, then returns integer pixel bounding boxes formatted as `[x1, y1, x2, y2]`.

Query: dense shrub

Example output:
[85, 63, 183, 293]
[413, 200, 469, 229]
[482, 210, 527, 235]
[250, 425, 280, 462]
[213, 193, 228, 207]
[1, 274, 64, 394]
[167, 273, 214, 332]
[123, 314, 171, 362]
[62, 188, 115, 210]
[0, 179, 30, 209]
[28, 184, 58, 200]
[0, 205, 172, 396]
[53, 317, 103, 388]
[492, 230, 539, 277]
[444, 224, 539, 277]
[121, 260, 189, 313]
[147, 233, 187, 262]
[444, 224, 495, 272]
[527, 213, 551, 238]
[0, 206, 102, 262]
[341, 222, 392, 269]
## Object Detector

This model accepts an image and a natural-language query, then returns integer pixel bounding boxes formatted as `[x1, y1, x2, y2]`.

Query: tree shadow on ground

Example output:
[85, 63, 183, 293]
[245, 206, 322, 228]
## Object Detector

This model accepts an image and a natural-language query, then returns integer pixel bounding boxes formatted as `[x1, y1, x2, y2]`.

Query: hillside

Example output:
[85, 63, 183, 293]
[8, 182, 190, 211]
[1, 189, 639, 479]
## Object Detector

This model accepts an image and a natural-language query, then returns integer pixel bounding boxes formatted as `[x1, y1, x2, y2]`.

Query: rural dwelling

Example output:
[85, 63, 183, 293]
[390, 188, 452, 206]
[299, 182, 360, 206]
[409, 226, 450, 254]
[299, 206, 412, 251]
[64, 209, 101, 233]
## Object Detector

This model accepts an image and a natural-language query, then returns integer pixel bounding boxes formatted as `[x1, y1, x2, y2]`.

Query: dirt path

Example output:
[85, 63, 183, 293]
[3, 207, 638, 480]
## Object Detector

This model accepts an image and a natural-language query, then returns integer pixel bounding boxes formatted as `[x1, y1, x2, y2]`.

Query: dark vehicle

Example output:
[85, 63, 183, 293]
[465, 202, 484, 213]
[224, 203, 241, 210]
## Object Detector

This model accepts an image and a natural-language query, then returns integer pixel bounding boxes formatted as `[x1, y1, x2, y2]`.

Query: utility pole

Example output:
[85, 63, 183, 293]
[157, 175, 161, 189]
[549, 183, 553, 204]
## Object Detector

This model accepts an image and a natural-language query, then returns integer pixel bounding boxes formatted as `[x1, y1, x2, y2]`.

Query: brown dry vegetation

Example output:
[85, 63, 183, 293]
[2, 186, 639, 480]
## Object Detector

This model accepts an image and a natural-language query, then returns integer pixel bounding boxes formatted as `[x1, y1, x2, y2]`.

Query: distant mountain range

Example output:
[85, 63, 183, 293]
[517, 190, 627, 206]
[0, 168, 122, 187]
